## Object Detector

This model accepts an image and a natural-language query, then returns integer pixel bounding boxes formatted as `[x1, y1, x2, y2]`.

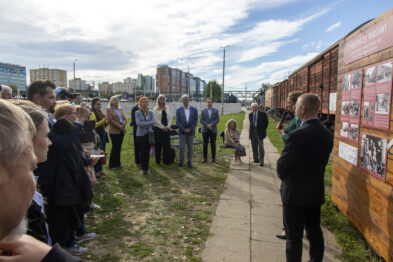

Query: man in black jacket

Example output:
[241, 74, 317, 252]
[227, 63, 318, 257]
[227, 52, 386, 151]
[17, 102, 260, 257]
[249, 103, 269, 166]
[277, 94, 333, 262]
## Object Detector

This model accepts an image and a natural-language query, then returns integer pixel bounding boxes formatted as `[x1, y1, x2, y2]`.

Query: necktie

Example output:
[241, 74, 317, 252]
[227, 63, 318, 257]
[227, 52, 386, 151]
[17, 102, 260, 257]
[253, 113, 257, 127]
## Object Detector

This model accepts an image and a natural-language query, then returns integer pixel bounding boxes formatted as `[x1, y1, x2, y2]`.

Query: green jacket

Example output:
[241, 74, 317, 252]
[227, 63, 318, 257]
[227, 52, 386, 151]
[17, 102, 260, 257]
[282, 116, 302, 143]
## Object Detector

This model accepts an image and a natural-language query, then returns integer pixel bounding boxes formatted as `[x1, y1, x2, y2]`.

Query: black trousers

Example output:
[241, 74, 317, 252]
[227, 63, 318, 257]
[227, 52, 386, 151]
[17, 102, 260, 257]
[109, 133, 124, 168]
[46, 203, 81, 248]
[154, 127, 170, 164]
[133, 127, 140, 164]
[202, 130, 217, 160]
[283, 205, 324, 262]
[136, 134, 151, 171]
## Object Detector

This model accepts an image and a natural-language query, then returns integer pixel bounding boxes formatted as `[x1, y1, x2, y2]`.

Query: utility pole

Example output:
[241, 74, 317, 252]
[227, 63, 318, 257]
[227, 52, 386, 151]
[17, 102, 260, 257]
[73, 59, 78, 92]
[221, 45, 230, 115]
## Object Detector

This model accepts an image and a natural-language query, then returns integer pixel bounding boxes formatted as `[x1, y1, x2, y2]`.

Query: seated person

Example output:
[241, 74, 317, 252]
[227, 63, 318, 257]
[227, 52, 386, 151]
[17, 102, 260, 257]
[224, 119, 246, 164]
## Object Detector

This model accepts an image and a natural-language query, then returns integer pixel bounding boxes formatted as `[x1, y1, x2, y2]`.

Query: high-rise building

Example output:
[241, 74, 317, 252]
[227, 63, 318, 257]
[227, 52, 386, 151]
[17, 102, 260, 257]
[137, 74, 155, 94]
[156, 65, 204, 99]
[68, 77, 88, 91]
[98, 82, 111, 95]
[30, 68, 67, 87]
[0, 62, 26, 92]
[124, 77, 137, 94]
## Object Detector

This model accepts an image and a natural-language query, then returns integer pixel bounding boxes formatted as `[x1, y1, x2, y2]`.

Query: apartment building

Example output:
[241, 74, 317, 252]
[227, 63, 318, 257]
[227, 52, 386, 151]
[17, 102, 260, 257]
[30, 68, 67, 87]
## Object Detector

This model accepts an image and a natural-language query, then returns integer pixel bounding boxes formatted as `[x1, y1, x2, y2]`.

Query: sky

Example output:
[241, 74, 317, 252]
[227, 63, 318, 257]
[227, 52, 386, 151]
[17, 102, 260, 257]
[0, 0, 392, 91]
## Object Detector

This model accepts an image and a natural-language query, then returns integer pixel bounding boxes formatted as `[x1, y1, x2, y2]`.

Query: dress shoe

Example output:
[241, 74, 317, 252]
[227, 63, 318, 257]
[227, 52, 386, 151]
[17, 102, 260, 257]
[202, 159, 207, 163]
[212, 159, 216, 163]
[253, 160, 259, 163]
[276, 233, 287, 240]
[260, 163, 264, 167]
[188, 163, 193, 168]
[177, 163, 183, 167]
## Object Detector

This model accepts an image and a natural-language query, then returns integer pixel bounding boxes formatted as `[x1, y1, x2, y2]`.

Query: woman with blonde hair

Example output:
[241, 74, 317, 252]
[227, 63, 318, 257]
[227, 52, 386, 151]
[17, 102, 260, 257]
[153, 94, 172, 164]
[135, 96, 155, 175]
[107, 96, 127, 169]
[224, 119, 246, 164]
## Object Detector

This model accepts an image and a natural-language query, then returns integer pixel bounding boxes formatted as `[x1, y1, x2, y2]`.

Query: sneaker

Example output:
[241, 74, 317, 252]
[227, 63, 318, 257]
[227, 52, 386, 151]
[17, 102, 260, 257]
[75, 232, 96, 243]
[91, 203, 101, 210]
[66, 245, 88, 256]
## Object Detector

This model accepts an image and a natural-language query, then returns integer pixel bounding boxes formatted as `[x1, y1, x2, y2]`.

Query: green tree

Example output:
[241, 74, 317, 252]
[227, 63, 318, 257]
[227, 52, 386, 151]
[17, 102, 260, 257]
[259, 83, 271, 93]
[9, 84, 18, 93]
[205, 80, 222, 102]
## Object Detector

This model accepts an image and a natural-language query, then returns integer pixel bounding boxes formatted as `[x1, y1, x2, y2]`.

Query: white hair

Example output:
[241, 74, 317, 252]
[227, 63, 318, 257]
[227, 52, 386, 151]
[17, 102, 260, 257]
[1, 85, 11, 93]
[181, 94, 189, 101]
[251, 103, 258, 108]
[0, 100, 35, 171]
[1, 85, 11, 99]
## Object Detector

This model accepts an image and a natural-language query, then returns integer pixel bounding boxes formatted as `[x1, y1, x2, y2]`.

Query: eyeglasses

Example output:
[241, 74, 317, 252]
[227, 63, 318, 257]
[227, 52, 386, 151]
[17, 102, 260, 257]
[69, 111, 77, 115]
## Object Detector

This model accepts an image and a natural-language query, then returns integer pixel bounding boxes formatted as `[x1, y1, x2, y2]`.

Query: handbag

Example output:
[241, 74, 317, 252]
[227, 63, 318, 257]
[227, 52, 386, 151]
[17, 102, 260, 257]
[100, 152, 107, 164]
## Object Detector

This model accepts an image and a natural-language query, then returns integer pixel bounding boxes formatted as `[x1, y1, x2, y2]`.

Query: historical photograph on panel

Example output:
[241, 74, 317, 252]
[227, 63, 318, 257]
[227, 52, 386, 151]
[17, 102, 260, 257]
[350, 101, 360, 117]
[360, 133, 387, 180]
[348, 124, 359, 140]
[377, 62, 392, 83]
[363, 101, 370, 120]
[343, 74, 351, 91]
[342, 101, 350, 115]
[376, 93, 390, 114]
[340, 122, 348, 137]
[366, 66, 377, 85]
[351, 71, 362, 89]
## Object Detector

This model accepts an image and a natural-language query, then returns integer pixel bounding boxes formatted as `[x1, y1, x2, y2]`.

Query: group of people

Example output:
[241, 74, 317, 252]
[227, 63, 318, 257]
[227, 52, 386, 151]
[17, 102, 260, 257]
[0, 80, 334, 262]
[276, 91, 333, 262]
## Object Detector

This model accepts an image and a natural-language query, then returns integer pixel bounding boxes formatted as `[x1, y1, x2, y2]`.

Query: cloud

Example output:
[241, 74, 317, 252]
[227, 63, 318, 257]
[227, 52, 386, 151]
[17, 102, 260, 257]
[0, 0, 330, 89]
[224, 52, 319, 89]
[326, 21, 341, 32]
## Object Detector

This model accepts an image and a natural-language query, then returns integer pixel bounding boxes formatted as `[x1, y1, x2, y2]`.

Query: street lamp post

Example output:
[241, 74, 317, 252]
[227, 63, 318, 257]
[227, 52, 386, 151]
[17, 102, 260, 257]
[221, 45, 230, 115]
[73, 59, 78, 92]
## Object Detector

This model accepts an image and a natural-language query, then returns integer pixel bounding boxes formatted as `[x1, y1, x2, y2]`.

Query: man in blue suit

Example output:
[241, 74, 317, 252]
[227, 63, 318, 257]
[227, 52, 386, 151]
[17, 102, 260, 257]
[176, 94, 198, 168]
[200, 98, 219, 163]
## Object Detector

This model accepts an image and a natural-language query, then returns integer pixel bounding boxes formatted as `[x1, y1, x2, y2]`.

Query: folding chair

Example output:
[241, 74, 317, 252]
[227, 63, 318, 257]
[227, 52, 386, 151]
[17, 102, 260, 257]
[218, 131, 235, 160]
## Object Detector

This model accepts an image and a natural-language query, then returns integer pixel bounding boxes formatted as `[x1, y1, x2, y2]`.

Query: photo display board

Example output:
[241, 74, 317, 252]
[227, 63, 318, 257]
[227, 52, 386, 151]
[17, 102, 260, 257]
[340, 70, 362, 142]
[362, 60, 393, 130]
[360, 133, 388, 181]
[338, 141, 358, 166]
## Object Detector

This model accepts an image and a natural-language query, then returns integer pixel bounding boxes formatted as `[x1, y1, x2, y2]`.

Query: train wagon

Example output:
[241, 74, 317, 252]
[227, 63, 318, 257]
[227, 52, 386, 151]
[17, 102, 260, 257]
[332, 7, 393, 261]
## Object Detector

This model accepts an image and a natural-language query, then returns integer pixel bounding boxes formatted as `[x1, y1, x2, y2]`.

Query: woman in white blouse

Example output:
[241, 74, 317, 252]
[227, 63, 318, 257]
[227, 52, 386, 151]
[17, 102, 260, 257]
[153, 94, 172, 164]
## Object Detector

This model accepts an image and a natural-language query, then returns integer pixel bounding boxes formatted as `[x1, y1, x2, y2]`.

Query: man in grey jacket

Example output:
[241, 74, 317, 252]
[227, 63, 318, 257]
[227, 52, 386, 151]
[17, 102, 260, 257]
[200, 98, 219, 163]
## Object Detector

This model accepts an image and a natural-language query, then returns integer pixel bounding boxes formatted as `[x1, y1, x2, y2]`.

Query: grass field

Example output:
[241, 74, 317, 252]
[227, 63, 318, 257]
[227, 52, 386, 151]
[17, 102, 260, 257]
[266, 116, 384, 262]
[81, 112, 245, 261]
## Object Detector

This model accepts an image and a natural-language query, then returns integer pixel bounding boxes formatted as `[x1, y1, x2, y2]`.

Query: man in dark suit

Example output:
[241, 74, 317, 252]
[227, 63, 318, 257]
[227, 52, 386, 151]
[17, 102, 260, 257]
[131, 95, 143, 166]
[277, 93, 333, 262]
[176, 94, 198, 168]
[200, 98, 219, 163]
[249, 103, 268, 166]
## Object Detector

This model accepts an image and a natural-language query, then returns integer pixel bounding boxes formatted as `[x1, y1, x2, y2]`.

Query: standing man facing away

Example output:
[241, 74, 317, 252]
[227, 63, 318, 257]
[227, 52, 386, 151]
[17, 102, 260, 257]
[249, 103, 268, 166]
[277, 93, 333, 262]
[176, 94, 198, 168]
[200, 98, 219, 163]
